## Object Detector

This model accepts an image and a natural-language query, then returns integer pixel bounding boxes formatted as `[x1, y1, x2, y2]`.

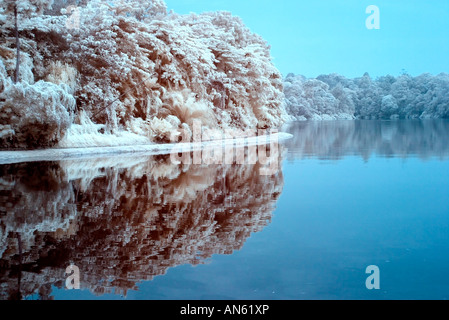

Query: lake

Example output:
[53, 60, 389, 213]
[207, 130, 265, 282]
[1, 120, 449, 300]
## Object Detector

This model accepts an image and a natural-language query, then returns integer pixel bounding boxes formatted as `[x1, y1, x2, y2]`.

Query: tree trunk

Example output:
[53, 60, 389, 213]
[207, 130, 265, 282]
[14, 4, 20, 83]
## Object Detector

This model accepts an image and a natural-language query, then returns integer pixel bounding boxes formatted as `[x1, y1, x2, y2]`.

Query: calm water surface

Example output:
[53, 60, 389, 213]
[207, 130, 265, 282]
[1, 120, 449, 300]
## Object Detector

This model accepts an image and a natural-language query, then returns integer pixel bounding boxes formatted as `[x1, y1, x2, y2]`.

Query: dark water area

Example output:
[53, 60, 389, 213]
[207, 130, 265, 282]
[1, 120, 449, 300]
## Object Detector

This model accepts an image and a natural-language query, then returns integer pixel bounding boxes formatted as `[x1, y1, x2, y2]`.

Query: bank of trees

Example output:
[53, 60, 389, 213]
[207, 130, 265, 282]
[0, 0, 287, 149]
[284, 72, 449, 120]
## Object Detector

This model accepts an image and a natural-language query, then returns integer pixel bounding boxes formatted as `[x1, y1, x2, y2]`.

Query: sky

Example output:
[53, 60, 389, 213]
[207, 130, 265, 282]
[164, 0, 449, 79]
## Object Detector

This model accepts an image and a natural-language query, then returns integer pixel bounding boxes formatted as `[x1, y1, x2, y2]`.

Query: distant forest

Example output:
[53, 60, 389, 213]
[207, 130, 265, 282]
[284, 72, 449, 121]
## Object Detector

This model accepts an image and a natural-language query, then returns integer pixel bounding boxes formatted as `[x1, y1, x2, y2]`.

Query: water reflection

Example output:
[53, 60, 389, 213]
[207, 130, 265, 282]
[283, 120, 449, 161]
[0, 151, 285, 299]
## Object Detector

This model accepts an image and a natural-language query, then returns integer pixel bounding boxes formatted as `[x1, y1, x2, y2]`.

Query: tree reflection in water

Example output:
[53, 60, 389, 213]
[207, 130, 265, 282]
[283, 119, 449, 161]
[0, 148, 285, 299]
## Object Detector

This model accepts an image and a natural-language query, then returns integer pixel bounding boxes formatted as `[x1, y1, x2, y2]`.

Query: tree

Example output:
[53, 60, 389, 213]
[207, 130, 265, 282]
[62, 2, 286, 138]
[107, 0, 166, 21]
[0, 0, 54, 83]
[283, 71, 449, 120]
[13, 2, 19, 83]
[380, 95, 398, 119]
[331, 83, 356, 115]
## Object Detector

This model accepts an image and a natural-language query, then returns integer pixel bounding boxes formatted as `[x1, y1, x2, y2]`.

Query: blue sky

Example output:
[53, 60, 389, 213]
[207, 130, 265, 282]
[164, 0, 449, 79]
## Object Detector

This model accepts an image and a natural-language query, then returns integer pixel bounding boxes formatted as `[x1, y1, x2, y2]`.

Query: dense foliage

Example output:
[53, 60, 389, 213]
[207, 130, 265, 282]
[285, 72, 449, 120]
[0, 0, 287, 149]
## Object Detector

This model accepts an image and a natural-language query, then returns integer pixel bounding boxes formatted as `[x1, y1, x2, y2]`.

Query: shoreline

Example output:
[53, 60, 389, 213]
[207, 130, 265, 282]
[0, 132, 293, 165]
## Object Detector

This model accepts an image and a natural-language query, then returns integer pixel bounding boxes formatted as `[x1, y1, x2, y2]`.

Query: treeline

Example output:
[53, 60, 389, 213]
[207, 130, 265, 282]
[1, 0, 287, 150]
[284, 72, 449, 120]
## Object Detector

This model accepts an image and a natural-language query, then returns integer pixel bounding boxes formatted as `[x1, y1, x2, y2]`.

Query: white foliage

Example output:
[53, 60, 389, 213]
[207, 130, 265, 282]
[61, 2, 286, 144]
[0, 0, 55, 18]
[381, 95, 399, 119]
[0, 80, 75, 148]
[284, 74, 355, 120]
[58, 110, 151, 148]
[45, 61, 79, 94]
[0, 47, 35, 84]
[0, 60, 10, 94]
[285, 72, 449, 120]
[1, 0, 285, 149]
